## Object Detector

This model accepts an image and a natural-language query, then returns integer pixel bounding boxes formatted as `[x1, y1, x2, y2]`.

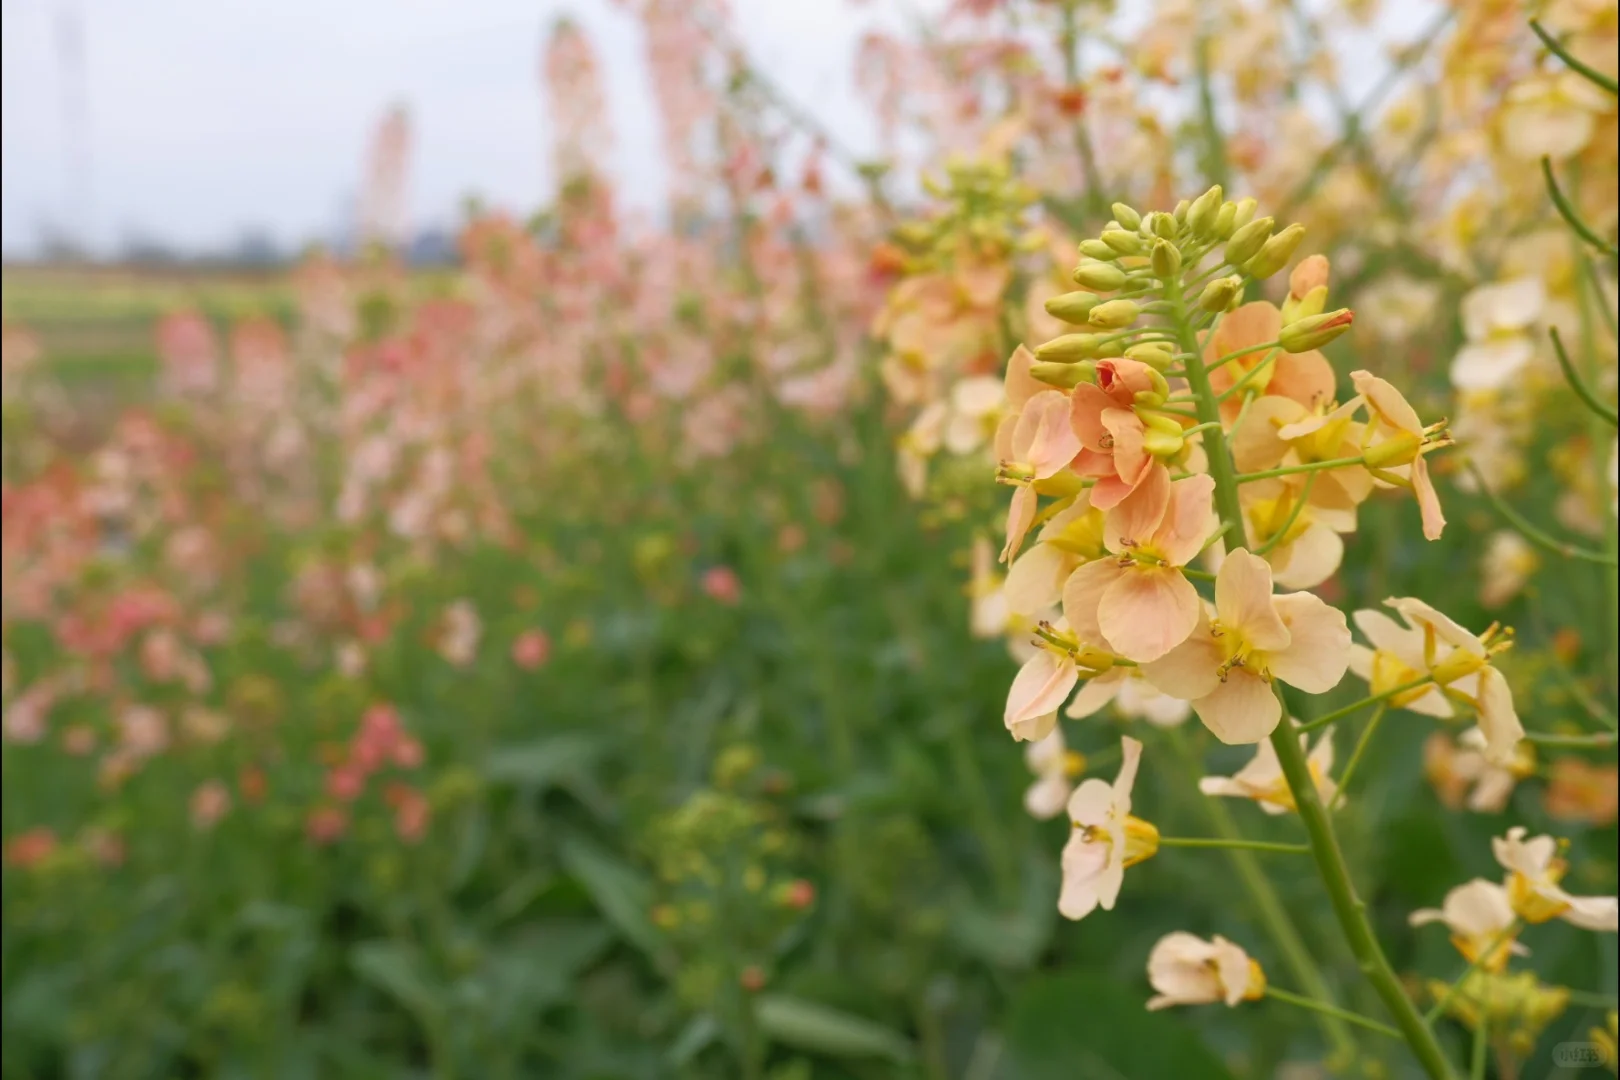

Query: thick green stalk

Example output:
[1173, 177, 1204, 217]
[1163, 727, 1358, 1063]
[1172, 279, 1458, 1080]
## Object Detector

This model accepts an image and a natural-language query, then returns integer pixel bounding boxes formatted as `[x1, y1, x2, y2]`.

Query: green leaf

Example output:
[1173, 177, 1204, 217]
[754, 995, 915, 1063]
[350, 941, 444, 1027]
[999, 973, 1237, 1080]
[557, 834, 666, 965]
[484, 733, 606, 788]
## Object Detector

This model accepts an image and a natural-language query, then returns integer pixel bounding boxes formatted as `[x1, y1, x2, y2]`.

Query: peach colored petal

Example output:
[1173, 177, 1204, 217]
[1088, 473, 1134, 511]
[1157, 474, 1217, 567]
[1267, 593, 1351, 693]
[1270, 521, 1342, 590]
[1104, 464, 1171, 553]
[1102, 408, 1149, 487]
[1066, 668, 1126, 718]
[993, 413, 1019, 462]
[1141, 614, 1222, 701]
[1215, 549, 1290, 652]
[1475, 667, 1524, 767]
[1098, 566, 1201, 663]
[1268, 350, 1336, 410]
[1194, 670, 1283, 744]
[1232, 395, 1307, 473]
[1350, 370, 1421, 434]
[1289, 255, 1330, 299]
[1062, 558, 1124, 647]
[1005, 543, 1073, 616]
[1412, 456, 1446, 540]
[1003, 344, 1045, 410]
[1210, 302, 1283, 359]
[1001, 486, 1038, 563]
[1071, 384, 1113, 452]
[1005, 650, 1080, 737]
[1096, 358, 1157, 404]
[1016, 390, 1084, 479]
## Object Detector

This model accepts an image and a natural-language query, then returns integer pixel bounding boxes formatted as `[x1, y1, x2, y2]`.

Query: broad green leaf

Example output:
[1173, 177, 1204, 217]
[484, 733, 606, 788]
[999, 972, 1238, 1080]
[754, 995, 914, 1063]
[350, 941, 443, 1027]
[557, 834, 666, 965]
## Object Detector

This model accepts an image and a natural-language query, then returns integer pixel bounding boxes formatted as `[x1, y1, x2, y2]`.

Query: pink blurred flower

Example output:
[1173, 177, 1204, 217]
[190, 780, 232, 830]
[511, 629, 552, 670]
[702, 566, 742, 605]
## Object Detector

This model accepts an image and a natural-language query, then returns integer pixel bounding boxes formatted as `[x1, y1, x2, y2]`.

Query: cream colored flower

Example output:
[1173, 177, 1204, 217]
[1451, 279, 1544, 393]
[1065, 665, 1192, 727]
[1493, 827, 1619, 931]
[1424, 728, 1536, 813]
[1348, 598, 1523, 765]
[1410, 879, 1529, 972]
[1024, 728, 1085, 820]
[1498, 72, 1613, 163]
[1479, 531, 1537, 609]
[1059, 736, 1157, 920]
[1145, 932, 1266, 1010]
[1199, 730, 1336, 814]
[1142, 550, 1350, 745]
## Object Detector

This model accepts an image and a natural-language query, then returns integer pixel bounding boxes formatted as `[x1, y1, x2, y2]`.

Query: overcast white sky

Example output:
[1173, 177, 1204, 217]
[0, 0, 929, 257]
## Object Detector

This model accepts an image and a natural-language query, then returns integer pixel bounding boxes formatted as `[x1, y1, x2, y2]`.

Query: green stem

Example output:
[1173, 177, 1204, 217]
[1266, 986, 1403, 1039]
[1465, 461, 1619, 565]
[1548, 325, 1618, 427]
[1237, 456, 1368, 484]
[1330, 703, 1388, 812]
[1179, 268, 1455, 1077]
[1425, 922, 1521, 1027]
[1253, 474, 1319, 557]
[1163, 689, 1358, 1064]
[1542, 157, 1620, 262]
[1216, 348, 1281, 402]
[1520, 730, 1616, 749]
[1561, 988, 1620, 1009]
[1267, 691, 1459, 1079]
[1297, 677, 1433, 734]
[1157, 836, 1310, 854]
[1470, 1011, 1488, 1080]
[1530, 19, 1620, 95]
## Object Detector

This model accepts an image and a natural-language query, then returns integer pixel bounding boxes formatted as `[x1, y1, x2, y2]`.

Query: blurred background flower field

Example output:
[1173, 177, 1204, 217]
[1, 1, 1616, 1078]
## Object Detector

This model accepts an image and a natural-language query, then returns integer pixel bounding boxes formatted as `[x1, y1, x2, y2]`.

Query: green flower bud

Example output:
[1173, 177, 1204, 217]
[1149, 211, 1178, 240]
[1187, 185, 1223, 237]
[1110, 202, 1142, 231]
[1044, 291, 1101, 324]
[1035, 333, 1102, 363]
[1030, 360, 1095, 388]
[1072, 261, 1129, 291]
[1150, 238, 1183, 280]
[1087, 298, 1140, 330]
[1101, 229, 1146, 256]
[1213, 201, 1238, 239]
[1230, 197, 1258, 231]
[1242, 223, 1307, 279]
[1278, 308, 1353, 353]
[1124, 342, 1176, 371]
[1198, 275, 1245, 312]
[1173, 199, 1191, 223]
[1224, 216, 1275, 268]
[1078, 239, 1118, 261]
